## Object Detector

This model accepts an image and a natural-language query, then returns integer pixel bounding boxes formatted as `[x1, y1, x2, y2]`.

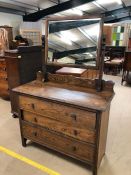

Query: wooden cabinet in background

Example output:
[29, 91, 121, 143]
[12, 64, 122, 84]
[103, 26, 112, 45]
[122, 51, 131, 84]
[0, 26, 13, 49]
[5, 46, 43, 117]
[0, 57, 9, 99]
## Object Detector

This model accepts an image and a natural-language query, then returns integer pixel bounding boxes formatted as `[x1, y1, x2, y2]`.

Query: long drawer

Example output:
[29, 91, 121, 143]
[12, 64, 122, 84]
[0, 67, 6, 71]
[0, 71, 7, 79]
[19, 96, 96, 130]
[0, 80, 8, 90]
[0, 60, 6, 68]
[23, 111, 96, 144]
[22, 121, 95, 164]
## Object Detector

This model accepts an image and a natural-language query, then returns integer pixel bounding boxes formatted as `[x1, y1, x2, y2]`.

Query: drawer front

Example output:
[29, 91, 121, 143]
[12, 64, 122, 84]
[0, 66, 6, 71]
[0, 61, 6, 68]
[19, 96, 96, 130]
[0, 81, 8, 90]
[0, 89, 9, 98]
[22, 122, 95, 164]
[0, 71, 7, 79]
[23, 111, 96, 144]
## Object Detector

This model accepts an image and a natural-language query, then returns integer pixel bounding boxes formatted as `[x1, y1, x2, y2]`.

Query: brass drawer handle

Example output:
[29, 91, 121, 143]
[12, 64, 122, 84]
[34, 117, 37, 123]
[73, 130, 78, 136]
[32, 132, 37, 137]
[70, 113, 77, 121]
[72, 146, 77, 152]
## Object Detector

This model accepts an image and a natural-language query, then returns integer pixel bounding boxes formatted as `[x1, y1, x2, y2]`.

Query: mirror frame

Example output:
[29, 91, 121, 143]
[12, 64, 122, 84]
[45, 15, 104, 70]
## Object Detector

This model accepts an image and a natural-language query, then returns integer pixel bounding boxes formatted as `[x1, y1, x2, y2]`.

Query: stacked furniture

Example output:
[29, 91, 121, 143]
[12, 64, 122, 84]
[0, 26, 13, 49]
[104, 46, 126, 75]
[5, 46, 43, 117]
[0, 57, 9, 99]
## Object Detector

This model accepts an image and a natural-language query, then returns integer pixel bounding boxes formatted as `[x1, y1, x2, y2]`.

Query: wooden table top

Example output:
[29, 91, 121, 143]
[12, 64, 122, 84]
[13, 81, 114, 112]
[56, 67, 87, 76]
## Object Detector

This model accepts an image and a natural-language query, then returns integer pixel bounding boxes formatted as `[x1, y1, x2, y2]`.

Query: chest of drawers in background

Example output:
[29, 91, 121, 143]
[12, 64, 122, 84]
[0, 58, 9, 99]
[4, 46, 43, 117]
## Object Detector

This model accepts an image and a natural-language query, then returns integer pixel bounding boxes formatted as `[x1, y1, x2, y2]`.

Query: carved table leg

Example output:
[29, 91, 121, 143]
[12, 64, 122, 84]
[93, 167, 98, 175]
[22, 138, 27, 147]
[12, 114, 18, 118]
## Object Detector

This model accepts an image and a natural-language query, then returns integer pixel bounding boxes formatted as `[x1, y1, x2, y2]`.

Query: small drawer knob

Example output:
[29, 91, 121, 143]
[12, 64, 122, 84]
[72, 146, 77, 152]
[74, 130, 78, 136]
[70, 113, 77, 121]
[31, 103, 35, 109]
[32, 132, 37, 137]
[34, 117, 37, 123]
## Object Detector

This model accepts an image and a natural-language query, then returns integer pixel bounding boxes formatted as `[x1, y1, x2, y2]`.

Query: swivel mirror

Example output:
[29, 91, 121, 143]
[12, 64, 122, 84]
[45, 16, 103, 69]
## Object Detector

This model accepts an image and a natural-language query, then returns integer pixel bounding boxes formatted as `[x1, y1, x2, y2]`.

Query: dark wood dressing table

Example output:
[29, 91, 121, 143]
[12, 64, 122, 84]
[13, 16, 115, 175]
[13, 74, 114, 175]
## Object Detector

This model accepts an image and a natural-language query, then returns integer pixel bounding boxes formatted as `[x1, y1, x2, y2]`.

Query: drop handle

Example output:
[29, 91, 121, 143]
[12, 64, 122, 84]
[70, 113, 77, 121]
[73, 130, 78, 136]
[31, 103, 35, 109]
[34, 117, 37, 123]
[72, 146, 77, 152]
[32, 132, 37, 137]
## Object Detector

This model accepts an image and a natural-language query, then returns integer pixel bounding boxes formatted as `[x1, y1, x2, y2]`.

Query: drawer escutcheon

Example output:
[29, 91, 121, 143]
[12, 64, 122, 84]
[70, 113, 77, 121]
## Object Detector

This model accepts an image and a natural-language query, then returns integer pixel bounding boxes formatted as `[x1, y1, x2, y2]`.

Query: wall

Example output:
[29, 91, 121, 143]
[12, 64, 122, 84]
[0, 12, 22, 38]
[20, 21, 42, 32]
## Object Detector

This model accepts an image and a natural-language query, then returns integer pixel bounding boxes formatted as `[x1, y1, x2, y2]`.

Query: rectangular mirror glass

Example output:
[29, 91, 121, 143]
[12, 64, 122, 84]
[45, 16, 102, 68]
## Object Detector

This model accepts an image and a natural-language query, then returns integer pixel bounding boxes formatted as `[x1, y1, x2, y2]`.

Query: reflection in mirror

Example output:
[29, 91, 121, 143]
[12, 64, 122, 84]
[48, 18, 101, 67]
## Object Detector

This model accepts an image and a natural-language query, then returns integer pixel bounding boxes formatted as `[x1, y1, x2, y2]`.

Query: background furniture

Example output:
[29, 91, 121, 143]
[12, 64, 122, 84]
[0, 26, 13, 49]
[103, 25, 112, 45]
[5, 46, 43, 117]
[104, 46, 126, 75]
[122, 51, 131, 84]
[0, 57, 9, 99]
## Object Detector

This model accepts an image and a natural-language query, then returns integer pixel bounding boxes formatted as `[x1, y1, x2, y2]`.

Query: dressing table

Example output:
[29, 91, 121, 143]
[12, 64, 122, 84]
[13, 16, 114, 175]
